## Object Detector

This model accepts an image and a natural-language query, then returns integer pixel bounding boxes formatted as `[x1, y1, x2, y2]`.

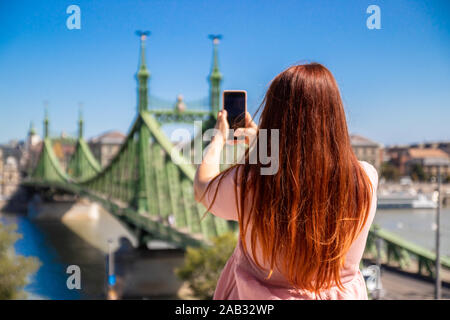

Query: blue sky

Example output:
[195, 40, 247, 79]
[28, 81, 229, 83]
[0, 0, 449, 145]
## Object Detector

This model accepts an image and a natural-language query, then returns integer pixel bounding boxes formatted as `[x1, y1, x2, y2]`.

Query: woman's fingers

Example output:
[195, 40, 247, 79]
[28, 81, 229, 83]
[234, 127, 257, 137]
[215, 110, 229, 142]
[234, 128, 247, 136]
[215, 110, 256, 144]
[233, 127, 257, 145]
[230, 129, 246, 145]
[218, 109, 227, 118]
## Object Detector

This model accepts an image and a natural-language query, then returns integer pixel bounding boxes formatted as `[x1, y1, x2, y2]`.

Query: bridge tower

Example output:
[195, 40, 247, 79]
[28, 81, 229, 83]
[66, 107, 101, 181]
[135, 31, 152, 214]
[208, 35, 223, 116]
[74, 109, 83, 178]
[31, 108, 69, 182]
[44, 106, 49, 138]
[136, 31, 151, 113]
[78, 108, 83, 139]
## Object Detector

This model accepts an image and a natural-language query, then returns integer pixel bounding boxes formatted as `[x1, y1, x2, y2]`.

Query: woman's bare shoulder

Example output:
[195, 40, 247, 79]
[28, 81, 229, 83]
[358, 161, 379, 188]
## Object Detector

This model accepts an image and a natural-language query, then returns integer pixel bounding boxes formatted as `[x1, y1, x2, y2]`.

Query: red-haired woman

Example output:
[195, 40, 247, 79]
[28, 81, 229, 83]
[194, 63, 378, 300]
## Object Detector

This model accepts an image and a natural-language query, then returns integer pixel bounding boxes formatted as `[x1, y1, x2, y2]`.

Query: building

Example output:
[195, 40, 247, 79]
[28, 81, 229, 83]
[0, 144, 21, 199]
[0, 143, 23, 199]
[51, 136, 76, 171]
[439, 142, 450, 156]
[2, 155, 21, 198]
[350, 134, 383, 170]
[406, 148, 450, 178]
[386, 142, 450, 179]
[385, 145, 410, 175]
[20, 122, 43, 174]
[410, 141, 450, 157]
[88, 130, 126, 167]
[27, 122, 41, 147]
[0, 149, 3, 197]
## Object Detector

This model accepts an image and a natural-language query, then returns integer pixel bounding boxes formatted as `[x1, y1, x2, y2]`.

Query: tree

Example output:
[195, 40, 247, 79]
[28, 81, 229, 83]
[444, 174, 450, 184]
[410, 163, 428, 182]
[0, 222, 40, 299]
[380, 162, 400, 181]
[175, 232, 237, 299]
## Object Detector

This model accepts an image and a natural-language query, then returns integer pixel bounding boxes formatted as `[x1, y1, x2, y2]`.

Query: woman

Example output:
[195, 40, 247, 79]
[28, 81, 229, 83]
[194, 63, 378, 300]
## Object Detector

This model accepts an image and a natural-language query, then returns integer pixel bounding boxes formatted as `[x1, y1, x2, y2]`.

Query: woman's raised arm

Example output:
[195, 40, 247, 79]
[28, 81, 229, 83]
[193, 110, 228, 203]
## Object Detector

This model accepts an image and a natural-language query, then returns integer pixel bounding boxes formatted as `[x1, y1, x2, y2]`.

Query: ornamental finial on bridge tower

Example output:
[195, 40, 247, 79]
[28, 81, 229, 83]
[208, 34, 223, 115]
[136, 30, 151, 113]
[43, 100, 49, 138]
[78, 102, 84, 139]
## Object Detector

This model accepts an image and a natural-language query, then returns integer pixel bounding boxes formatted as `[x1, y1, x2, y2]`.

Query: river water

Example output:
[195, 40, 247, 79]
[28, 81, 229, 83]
[374, 208, 450, 257]
[0, 202, 137, 300]
[0, 207, 449, 299]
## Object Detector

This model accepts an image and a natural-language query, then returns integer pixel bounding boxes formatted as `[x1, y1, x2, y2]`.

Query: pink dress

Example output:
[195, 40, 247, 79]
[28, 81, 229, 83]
[203, 161, 378, 300]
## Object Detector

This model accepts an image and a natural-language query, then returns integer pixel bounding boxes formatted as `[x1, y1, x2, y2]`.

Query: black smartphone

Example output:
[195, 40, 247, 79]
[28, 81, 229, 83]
[223, 90, 247, 139]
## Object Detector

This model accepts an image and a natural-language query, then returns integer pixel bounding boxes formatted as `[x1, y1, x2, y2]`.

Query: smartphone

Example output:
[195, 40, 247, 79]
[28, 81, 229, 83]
[222, 90, 247, 139]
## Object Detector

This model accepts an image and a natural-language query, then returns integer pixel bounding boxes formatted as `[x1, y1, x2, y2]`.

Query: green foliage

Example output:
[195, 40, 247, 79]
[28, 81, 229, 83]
[364, 227, 377, 257]
[0, 222, 41, 299]
[175, 232, 237, 299]
[410, 163, 428, 182]
[380, 162, 400, 181]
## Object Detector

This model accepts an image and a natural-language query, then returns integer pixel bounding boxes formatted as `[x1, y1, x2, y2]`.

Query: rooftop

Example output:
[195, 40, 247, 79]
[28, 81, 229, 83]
[408, 148, 450, 159]
[350, 134, 381, 147]
[89, 130, 126, 144]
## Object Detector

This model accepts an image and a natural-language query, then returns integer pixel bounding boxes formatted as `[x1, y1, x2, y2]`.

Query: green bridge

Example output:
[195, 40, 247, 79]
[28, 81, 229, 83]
[24, 34, 232, 249]
[22, 34, 449, 280]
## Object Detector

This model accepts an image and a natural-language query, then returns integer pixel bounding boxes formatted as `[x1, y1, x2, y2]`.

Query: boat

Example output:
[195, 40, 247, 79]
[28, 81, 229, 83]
[377, 191, 437, 209]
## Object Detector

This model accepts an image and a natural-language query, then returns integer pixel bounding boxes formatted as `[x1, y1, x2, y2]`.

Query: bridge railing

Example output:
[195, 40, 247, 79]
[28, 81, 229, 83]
[365, 224, 450, 278]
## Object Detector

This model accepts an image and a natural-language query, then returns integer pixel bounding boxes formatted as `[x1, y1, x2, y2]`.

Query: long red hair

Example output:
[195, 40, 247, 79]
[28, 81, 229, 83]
[205, 63, 373, 294]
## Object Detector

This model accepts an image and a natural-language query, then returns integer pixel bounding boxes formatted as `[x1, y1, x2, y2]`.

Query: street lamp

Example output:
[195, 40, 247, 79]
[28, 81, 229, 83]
[362, 265, 383, 299]
[106, 239, 117, 300]
[425, 157, 450, 300]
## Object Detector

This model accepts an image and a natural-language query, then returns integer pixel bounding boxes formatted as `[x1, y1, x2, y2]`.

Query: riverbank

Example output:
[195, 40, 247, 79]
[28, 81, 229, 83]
[378, 182, 450, 207]
[0, 210, 105, 299]
[0, 198, 189, 299]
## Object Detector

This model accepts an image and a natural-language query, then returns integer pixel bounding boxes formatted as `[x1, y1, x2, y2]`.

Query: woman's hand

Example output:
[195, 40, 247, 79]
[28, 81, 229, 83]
[233, 112, 258, 146]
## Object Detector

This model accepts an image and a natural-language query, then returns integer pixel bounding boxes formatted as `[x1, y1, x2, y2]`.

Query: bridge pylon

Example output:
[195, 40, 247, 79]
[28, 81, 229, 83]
[31, 109, 69, 183]
[135, 31, 152, 214]
[208, 35, 223, 117]
[67, 108, 101, 181]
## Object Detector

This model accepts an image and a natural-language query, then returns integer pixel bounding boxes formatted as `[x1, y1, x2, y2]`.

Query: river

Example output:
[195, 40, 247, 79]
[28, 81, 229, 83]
[374, 208, 450, 256]
[0, 200, 138, 300]
[0, 207, 448, 299]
